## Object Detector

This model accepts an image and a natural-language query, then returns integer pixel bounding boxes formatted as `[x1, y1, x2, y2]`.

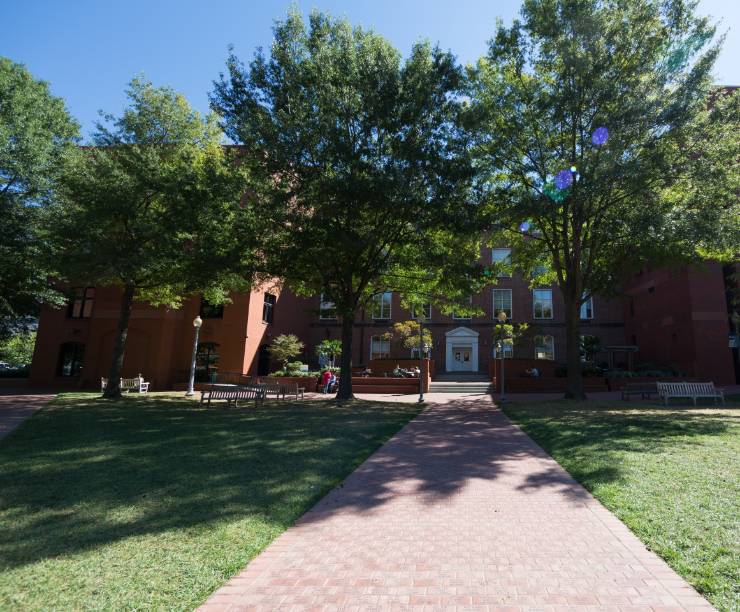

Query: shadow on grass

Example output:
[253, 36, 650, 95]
[1, 394, 733, 572]
[0, 394, 420, 570]
[501, 399, 736, 487]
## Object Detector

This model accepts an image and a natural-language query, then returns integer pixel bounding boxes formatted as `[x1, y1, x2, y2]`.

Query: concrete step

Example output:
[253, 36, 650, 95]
[433, 373, 491, 382]
[428, 382, 493, 394]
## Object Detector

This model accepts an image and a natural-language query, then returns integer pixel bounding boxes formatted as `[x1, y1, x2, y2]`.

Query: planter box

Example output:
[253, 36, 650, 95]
[0, 378, 28, 388]
[352, 376, 420, 395]
[503, 377, 608, 393]
[606, 376, 693, 391]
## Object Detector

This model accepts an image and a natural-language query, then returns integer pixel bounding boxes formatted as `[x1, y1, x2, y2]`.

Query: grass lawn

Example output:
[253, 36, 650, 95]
[0, 393, 421, 610]
[502, 399, 739, 611]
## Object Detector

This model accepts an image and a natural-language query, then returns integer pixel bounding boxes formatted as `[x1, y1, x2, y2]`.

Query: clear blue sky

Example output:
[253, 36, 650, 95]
[4, 0, 738, 139]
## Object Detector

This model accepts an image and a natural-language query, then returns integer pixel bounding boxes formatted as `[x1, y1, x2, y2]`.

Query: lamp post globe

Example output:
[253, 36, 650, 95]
[186, 316, 204, 397]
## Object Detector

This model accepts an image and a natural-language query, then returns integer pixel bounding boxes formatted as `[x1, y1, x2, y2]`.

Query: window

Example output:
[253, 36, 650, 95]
[372, 292, 392, 319]
[580, 296, 593, 319]
[196, 342, 220, 382]
[493, 342, 513, 358]
[319, 293, 336, 319]
[533, 289, 553, 319]
[493, 289, 512, 320]
[492, 248, 512, 277]
[453, 296, 473, 320]
[370, 335, 390, 360]
[533, 263, 548, 277]
[67, 287, 95, 319]
[262, 293, 276, 323]
[411, 346, 432, 359]
[534, 335, 555, 360]
[57, 342, 85, 377]
[200, 298, 224, 319]
[411, 303, 432, 321]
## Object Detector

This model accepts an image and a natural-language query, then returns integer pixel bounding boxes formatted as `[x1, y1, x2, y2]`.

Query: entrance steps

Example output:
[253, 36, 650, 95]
[429, 373, 492, 394]
[429, 381, 493, 394]
[433, 373, 490, 382]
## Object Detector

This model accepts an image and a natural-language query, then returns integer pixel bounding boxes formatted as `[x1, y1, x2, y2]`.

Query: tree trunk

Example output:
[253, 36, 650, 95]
[102, 284, 135, 399]
[563, 294, 585, 400]
[336, 314, 355, 401]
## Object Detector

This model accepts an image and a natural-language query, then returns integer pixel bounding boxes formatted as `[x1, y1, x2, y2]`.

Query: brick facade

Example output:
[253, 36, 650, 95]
[29, 257, 739, 389]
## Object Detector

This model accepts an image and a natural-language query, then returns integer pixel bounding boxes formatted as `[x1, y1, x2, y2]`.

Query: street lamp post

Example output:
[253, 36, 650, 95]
[497, 310, 508, 403]
[417, 314, 425, 403]
[186, 316, 203, 397]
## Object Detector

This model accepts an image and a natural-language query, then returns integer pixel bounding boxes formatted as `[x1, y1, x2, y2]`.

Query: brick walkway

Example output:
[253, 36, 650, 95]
[201, 395, 712, 611]
[0, 392, 53, 440]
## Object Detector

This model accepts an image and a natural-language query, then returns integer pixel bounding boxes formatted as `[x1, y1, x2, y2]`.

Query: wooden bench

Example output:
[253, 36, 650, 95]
[621, 382, 658, 400]
[284, 382, 305, 400]
[200, 384, 264, 408]
[656, 382, 725, 406]
[260, 380, 286, 400]
[101, 376, 150, 393]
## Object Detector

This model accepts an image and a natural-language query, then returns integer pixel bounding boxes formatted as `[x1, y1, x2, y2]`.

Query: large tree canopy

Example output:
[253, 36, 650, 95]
[468, 0, 739, 398]
[0, 57, 79, 338]
[212, 10, 486, 399]
[47, 78, 258, 398]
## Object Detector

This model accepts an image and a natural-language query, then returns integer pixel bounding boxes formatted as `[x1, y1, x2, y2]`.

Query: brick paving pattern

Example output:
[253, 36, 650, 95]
[0, 392, 53, 440]
[201, 395, 713, 611]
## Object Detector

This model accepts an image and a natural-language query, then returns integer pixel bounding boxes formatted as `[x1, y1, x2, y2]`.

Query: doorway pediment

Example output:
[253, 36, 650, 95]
[445, 326, 479, 338]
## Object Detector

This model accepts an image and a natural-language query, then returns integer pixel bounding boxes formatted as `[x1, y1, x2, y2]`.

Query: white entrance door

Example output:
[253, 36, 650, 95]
[445, 327, 479, 373]
[452, 346, 473, 372]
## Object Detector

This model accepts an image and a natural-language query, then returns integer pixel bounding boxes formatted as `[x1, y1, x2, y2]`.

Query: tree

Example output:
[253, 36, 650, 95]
[211, 10, 484, 400]
[268, 334, 304, 370]
[315, 339, 342, 367]
[0, 330, 36, 366]
[0, 58, 79, 338]
[392, 320, 433, 352]
[492, 321, 529, 355]
[468, 0, 739, 398]
[46, 77, 258, 398]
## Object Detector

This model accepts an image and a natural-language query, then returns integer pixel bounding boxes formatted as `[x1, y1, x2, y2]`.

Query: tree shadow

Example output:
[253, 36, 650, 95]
[0, 394, 731, 572]
[500, 399, 735, 491]
[0, 395, 418, 570]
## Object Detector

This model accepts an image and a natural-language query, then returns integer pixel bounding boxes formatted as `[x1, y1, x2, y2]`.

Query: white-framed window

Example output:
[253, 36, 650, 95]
[319, 293, 337, 319]
[533, 289, 553, 319]
[493, 289, 512, 320]
[370, 335, 390, 360]
[372, 292, 392, 319]
[492, 248, 512, 277]
[580, 295, 594, 319]
[533, 263, 548, 277]
[411, 303, 432, 321]
[534, 335, 555, 360]
[493, 343, 513, 358]
[452, 296, 473, 320]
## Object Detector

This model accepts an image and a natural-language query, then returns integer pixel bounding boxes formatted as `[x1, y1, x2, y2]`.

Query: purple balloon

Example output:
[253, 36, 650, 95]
[592, 126, 609, 146]
[555, 169, 573, 190]
[519, 220, 531, 232]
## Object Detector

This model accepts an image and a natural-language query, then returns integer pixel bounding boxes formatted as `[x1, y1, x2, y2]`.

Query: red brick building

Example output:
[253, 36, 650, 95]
[29, 242, 738, 389]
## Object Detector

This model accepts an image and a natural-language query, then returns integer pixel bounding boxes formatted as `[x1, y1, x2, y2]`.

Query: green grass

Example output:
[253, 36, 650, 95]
[501, 399, 740, 611]
[0, 393, 421, 610]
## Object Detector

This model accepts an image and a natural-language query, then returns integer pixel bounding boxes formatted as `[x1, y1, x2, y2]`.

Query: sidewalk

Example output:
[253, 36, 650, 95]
[0, 391, 54, 440]
[201, 395, 712, 611]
